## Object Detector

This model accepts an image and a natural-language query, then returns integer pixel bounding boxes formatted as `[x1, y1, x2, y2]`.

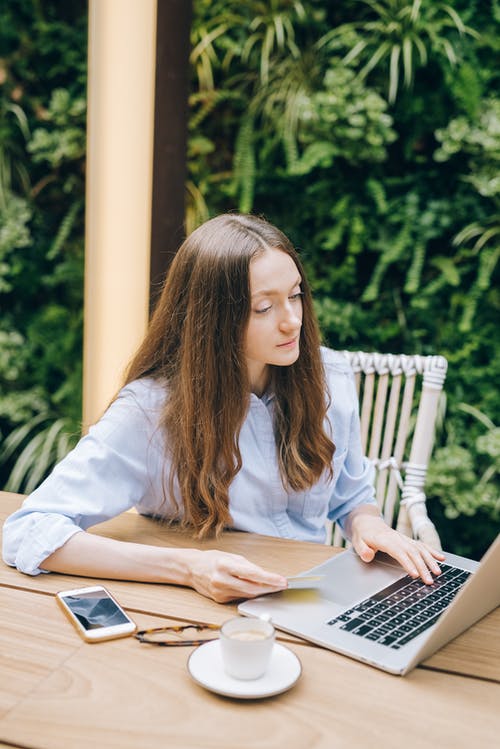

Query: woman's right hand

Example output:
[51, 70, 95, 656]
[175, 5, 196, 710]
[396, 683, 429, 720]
[186, 549, 287, 603]
[40, 532, 287, 603]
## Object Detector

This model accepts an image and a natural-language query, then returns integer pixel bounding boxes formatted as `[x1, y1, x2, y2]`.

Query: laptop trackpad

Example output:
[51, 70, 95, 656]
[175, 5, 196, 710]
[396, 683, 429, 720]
[315, 550, 406, 607]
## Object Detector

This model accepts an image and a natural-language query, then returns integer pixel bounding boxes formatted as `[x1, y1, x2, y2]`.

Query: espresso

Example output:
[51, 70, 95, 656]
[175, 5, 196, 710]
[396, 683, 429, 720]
[228, 629, 268, 641]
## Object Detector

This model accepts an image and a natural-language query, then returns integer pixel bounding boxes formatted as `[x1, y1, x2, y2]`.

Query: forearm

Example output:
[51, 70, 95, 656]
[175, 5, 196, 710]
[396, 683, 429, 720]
[40, 531, 196, 586]
[40, 530, 287, 602]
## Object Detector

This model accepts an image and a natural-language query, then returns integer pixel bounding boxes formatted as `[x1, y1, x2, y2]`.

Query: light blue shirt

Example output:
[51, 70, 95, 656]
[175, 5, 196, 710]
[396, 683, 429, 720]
[2, 348, 376, 575]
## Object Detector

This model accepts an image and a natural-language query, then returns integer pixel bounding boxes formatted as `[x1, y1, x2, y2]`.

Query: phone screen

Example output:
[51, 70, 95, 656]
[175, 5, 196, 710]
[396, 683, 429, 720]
[62, 589, 131, 631]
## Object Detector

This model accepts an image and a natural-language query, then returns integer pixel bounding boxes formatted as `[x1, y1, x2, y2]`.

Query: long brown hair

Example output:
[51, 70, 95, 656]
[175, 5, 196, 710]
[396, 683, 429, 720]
[124, 213, 334, 537]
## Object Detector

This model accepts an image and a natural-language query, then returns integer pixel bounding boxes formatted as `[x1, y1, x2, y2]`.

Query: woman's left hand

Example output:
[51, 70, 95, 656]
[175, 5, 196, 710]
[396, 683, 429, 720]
[347, 506, 446, 584]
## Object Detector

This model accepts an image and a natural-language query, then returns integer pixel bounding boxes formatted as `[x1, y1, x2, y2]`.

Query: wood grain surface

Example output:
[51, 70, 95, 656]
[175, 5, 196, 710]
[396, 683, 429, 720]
[1, 491, 499, 749]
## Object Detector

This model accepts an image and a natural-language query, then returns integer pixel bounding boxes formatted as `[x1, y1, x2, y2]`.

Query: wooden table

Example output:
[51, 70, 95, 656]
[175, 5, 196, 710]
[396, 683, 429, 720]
[1, 491, 499, 749]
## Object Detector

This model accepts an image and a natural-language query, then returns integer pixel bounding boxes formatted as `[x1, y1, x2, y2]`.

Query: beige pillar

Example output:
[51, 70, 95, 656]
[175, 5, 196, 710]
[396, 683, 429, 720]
[83, 0, 157, 431]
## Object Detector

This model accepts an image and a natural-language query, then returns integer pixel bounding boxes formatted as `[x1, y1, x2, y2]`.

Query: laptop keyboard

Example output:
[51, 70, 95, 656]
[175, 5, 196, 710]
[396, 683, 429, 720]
[326, 562, 471, 650]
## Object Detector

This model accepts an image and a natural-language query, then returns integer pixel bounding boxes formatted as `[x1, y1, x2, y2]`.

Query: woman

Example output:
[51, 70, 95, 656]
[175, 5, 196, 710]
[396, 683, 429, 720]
[3, 213, 444, 602]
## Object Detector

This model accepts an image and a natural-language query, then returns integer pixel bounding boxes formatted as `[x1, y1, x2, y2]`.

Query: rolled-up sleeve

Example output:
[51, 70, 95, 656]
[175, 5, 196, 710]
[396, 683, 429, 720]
[327, 454, 376, 534]
[2, 380, 166, 575]
[325, 353, 377, 534]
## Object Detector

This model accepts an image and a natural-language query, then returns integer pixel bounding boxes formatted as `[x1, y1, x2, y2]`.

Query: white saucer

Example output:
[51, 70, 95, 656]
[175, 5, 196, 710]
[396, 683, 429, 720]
[187, 640, 302, 699]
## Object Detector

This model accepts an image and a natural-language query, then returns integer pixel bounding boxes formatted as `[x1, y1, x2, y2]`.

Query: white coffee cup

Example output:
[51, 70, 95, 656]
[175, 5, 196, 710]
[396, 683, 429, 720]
[219, 616, 275, 680]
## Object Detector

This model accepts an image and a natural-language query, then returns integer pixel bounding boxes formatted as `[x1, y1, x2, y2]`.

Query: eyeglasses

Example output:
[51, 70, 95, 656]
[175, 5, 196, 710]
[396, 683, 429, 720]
[135, 619, 316, 649]
[135, 621, 220, 647]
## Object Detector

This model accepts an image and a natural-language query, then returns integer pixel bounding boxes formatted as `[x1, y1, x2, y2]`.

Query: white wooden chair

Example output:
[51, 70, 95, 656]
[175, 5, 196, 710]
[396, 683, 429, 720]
[329, 351, 448, 550]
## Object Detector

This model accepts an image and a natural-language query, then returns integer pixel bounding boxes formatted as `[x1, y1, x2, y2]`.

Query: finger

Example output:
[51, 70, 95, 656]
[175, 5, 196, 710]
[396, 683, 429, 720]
[236, 579, 285, 598]
[417, 545, 443, 576]
[214, 562, 286, 593]
[369, 533, 442, 584]
[408, 551, 434, 584]
[421, 543, 446, 564]
[370, 541, 430, 583]
[211, 574, 285, 603]
[390, 549, 423, 580]
[353, 538, 376, 563]
[231, 565, 287, 588]
[402, 543, 444, 584]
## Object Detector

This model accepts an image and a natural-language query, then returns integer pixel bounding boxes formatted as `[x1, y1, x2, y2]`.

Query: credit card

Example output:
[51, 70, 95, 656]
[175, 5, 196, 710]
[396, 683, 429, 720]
[286, 575, 324, 589]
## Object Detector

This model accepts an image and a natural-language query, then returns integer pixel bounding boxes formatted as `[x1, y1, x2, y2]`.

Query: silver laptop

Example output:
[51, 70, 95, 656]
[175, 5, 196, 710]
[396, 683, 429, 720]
[238, 534, 500, 675]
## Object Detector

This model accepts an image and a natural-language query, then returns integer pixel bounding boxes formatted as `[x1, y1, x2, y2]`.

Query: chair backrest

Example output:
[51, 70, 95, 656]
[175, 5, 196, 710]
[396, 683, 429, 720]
[329, 350, 447, 550]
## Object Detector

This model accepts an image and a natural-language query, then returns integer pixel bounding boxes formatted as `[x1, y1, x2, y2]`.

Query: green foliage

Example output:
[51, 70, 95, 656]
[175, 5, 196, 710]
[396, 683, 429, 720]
[0, 1, 86, 490]
[435, 97, 500, 198]
[1, 0, 498, 558]
[434, 97, 500, 331]
[2, 412, 77, 494]
[426, 406, 499, 558]
[240, 0, 306, 84]
[0, 193, 32, 292]
[186, 0, 499, 557]
[320, 0, 479, 103]
[428, 434, 499, 521]
[290, 63, 397, 173]
[28, 88, 86, 170]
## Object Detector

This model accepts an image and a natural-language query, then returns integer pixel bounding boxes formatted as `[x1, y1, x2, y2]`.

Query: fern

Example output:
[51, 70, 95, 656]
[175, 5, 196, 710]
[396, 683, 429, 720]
[2, 415, 78, 494]
[189, 89, 239, 130]
[282, 128, 300, 172]
[362, 220, 412, 301]
[405, 238, 427, 294]
[347, 213, 365, 256]
[233, 115, 256, 213]
[366, 178, 388, 215]
[452, 220, 500, 331]
[47, 199, 82, 260]
[185, 180, 210, 235]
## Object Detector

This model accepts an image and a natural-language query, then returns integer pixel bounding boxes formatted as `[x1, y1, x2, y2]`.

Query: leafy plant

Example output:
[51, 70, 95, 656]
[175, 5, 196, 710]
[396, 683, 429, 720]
[320, 0, 479, 103]
[434, 98, 500, 331]
[1, 0, 498, 561]
[239, 0, 306, 84]
[0, 2, 86, 493]
[2, 413, 78, 494]
[426, 405, 499, 557]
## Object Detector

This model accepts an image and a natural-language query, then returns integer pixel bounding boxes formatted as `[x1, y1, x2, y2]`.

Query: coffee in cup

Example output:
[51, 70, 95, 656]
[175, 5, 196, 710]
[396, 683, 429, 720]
[219, 616, 275, 680]
[227, 629, 268, 641]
